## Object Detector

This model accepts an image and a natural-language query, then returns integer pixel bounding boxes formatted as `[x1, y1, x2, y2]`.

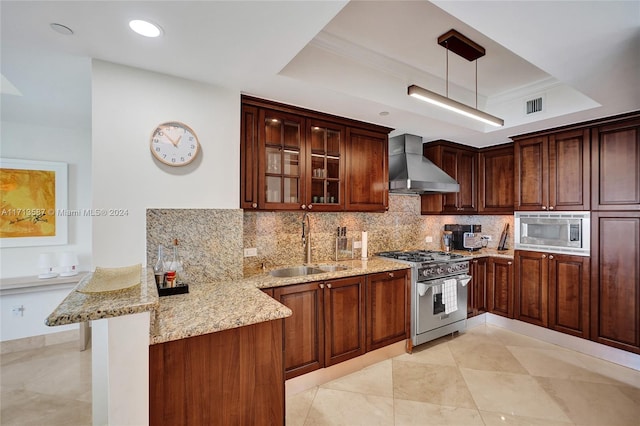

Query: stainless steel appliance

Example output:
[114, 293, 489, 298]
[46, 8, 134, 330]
[388, 134, 460, 194]
[515, 211, 590, 256]
[377, 250, 472, 346]
[444, 224, 482, 251]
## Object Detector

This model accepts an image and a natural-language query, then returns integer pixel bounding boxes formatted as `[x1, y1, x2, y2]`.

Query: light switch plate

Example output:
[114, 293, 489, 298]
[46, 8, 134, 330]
[243, 248, 257, 257]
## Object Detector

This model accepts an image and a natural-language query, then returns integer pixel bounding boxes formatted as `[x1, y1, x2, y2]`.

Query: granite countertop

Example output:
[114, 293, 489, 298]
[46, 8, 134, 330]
[150, 257, 410, 344]
[451, 248, 515, 259]
[45, 268, 158, 327]
[47, 258, 412, 345]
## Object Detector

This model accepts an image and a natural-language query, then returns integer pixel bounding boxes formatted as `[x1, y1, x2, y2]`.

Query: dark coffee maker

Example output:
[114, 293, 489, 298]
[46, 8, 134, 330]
[444, 224, 482, 250]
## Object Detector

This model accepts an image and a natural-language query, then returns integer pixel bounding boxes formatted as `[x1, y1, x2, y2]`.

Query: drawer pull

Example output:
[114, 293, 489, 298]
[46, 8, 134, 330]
[319, 283, 324, 289]
[327, 283, 332, 289]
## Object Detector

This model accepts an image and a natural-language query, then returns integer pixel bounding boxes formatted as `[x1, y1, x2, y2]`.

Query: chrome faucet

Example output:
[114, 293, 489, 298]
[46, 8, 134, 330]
[302, 212, 312, 264]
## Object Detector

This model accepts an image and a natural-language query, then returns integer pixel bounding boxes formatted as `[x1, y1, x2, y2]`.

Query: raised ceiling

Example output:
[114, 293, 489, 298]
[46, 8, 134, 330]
[2, 1, 639, 147]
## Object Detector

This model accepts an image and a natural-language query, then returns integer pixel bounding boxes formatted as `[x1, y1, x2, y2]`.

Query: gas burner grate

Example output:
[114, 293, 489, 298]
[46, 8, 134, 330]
[377, 250, 470, 264]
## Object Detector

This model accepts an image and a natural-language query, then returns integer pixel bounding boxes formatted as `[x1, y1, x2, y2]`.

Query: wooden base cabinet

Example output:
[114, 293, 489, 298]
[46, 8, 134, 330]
[591, 212, 640, 353]
[274, 276, 365, 379]
[468, 257, 488, 317]
[515, 250, 590, 337]
[149, 319, 285, 426]
[366, 270, 410, 351]
[487, 257, 514, 318]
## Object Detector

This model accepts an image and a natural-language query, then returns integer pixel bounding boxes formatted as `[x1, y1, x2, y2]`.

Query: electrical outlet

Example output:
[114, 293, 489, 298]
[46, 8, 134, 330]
[481, 235, 492, 241]
[353, 241, 362, 249]
[425, 236, 433, 243]
[243, 248, 257, 257]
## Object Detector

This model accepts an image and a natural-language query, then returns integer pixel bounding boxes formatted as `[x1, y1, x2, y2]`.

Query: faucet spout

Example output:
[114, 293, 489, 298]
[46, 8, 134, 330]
[302, 212, 311, 264]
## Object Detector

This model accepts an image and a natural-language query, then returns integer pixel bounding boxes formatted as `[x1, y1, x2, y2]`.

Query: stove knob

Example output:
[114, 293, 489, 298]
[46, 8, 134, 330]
[436, 267, 443, 274]
[447, 266, 453, 273]
[422, 269, 429, 277]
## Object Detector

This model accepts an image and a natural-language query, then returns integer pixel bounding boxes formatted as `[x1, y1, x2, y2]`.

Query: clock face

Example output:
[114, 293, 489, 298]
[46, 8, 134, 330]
[150, 122, 200, 166]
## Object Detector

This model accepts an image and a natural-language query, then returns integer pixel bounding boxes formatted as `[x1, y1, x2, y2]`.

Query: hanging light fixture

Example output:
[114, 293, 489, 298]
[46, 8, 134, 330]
[408, 29, 504, 127]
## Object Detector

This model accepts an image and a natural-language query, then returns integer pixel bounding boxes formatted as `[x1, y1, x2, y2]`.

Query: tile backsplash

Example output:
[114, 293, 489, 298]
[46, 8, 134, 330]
[146, 198, 513, 281]
[242, 194, 513, 276]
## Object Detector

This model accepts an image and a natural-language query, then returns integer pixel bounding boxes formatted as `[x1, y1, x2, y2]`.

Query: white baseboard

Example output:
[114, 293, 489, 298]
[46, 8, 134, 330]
[469, 313, 640, 372]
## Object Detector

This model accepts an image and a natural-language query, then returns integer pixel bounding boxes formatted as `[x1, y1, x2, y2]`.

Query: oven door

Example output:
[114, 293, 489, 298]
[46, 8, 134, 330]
[415, 275, 470, 335]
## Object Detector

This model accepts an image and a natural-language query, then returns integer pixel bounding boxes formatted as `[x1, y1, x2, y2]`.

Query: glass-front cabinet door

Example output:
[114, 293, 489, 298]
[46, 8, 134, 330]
[307, 120, 345, 211]
[259, 110, 305, 209]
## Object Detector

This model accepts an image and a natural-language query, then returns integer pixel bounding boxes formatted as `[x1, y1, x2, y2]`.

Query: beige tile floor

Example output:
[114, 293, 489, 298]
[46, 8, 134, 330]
[287, 325, 640, 426]
[1, 324, 639, 425]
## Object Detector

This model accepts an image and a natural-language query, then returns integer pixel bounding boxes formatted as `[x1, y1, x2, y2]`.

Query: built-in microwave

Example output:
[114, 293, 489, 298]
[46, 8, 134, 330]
[514, 211, 590, 256]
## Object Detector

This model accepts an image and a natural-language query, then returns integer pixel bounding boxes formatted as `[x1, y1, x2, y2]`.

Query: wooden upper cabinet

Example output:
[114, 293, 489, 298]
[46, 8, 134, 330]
[240, 104, 259, 209]
[345, 127, 389, 212]
[240, 96, 391, 212]
[514, 129, 589, 211]
[306, 119, 346, 212]
[259, 108, 306, 211]
[478, 144, 514, 214]
[421, 141, 477, 214]
[591, 117, 640, 210]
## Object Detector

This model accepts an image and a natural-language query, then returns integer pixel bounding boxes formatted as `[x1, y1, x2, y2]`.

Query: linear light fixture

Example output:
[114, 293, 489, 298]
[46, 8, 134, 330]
[408, 85, 504, 127]
[409, 29, 504, 128]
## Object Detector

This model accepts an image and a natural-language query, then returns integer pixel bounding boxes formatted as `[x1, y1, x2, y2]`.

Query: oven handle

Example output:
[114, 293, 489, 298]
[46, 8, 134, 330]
[417, 274, 472, 297]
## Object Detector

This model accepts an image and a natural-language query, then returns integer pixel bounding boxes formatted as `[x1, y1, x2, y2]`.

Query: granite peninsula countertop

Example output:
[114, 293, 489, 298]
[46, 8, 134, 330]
[45, 268, 158, 327]
[46, 258, 410, 345]
[150, 257, 410, 344]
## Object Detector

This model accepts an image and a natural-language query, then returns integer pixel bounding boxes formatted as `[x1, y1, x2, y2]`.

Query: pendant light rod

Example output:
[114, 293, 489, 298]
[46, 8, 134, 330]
[408, 85, 504, 127]
[408, 29, 504, 128]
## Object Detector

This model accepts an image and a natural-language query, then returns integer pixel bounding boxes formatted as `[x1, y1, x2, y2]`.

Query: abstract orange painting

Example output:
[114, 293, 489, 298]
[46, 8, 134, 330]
[0, 159, 68, 247]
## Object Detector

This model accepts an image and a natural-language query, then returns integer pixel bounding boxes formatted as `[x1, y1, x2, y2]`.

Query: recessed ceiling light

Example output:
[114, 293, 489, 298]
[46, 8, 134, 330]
[129, 20, 162, 38]
[50, 23, 74, 35]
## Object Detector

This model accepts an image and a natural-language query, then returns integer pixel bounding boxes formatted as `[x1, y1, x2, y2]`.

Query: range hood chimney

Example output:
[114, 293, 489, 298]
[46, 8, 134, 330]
[388, 134, 460, 194]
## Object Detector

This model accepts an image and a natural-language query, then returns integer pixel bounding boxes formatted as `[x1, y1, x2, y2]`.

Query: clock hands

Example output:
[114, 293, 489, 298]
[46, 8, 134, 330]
[160, 126, 181, 147]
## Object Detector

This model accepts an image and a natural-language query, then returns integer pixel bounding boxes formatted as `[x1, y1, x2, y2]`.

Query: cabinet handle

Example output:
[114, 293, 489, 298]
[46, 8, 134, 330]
[388, 272, 395, 278]
[308, 204, 313, 209]
[541, 254, 547, 259]
[508, 261, 512, 265]
[542, 206, 547, 210]
[327, 283, 332, 289]
[301, 204, 307, 210]
[549, 206, 554, 210]
[473, 260, 478, 264]
[319, 283, 324, 289]
[549, 255, 554, 259]
[252, 203, 257, 208]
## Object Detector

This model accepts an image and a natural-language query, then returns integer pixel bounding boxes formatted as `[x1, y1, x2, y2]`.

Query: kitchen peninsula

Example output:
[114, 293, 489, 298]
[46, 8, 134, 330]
[46, 257, 410, 425]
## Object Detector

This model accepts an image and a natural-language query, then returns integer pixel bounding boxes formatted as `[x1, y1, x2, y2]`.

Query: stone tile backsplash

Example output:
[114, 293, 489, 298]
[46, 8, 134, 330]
[243, 194, 513, 276]
[147, 209, 244, 284]
[146, 197, 513, 281]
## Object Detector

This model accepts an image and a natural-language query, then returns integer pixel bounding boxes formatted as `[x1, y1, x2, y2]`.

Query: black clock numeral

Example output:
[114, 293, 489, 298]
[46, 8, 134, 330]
[171, 158, 176, 163]
[190, 145, 195, 149]
[155, 147, 160, 152]
[188, 152, 192, 157]
[162, 154, 167, 159]
[189, 136, 194, 141]
[180, 157, 185, 162]
[153, 138, 159, 144]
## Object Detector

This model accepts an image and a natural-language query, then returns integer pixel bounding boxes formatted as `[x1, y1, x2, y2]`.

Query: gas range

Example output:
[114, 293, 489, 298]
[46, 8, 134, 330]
[377, 250, 472, 281]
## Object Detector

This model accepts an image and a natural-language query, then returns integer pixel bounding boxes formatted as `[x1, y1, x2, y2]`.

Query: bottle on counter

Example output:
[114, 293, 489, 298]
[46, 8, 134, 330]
[153, 245, 165, 287]
[165, 239, 183, 287]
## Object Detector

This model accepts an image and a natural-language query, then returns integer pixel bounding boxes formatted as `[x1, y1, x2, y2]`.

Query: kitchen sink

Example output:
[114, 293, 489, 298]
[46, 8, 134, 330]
[269, 266, 325, 278]
[317, 264, 350, 272]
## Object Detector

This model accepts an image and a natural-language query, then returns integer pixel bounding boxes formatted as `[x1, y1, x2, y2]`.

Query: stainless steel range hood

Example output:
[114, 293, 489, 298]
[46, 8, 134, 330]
[388, 134, 460, 194]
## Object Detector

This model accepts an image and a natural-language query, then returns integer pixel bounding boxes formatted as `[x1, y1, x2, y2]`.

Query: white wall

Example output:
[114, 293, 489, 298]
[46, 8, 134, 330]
[91, 60, 239, 267]
[0, 121, 92, 278]
[0, 121, 91, 340]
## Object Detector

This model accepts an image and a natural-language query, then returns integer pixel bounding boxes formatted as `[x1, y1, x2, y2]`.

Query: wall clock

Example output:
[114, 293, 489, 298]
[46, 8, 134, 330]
[150, 121, 200, 166]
